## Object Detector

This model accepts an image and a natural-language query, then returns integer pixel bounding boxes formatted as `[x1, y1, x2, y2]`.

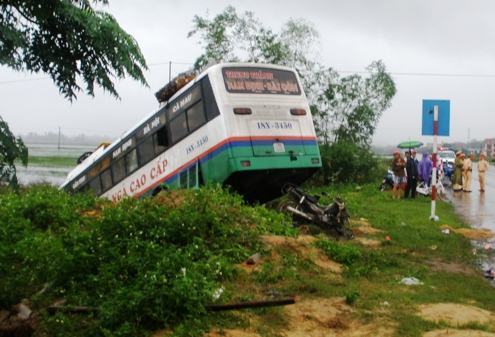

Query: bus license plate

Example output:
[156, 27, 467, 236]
[273, 142, 285, 153]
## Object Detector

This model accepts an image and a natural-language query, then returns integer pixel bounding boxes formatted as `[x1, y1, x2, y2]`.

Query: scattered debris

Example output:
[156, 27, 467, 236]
[441, 228, 450, 235]
[400, 277, 423, 286]
[0, 299, 35, 337]
[246, 253, 261, 265]
[430, 245, 438, 251]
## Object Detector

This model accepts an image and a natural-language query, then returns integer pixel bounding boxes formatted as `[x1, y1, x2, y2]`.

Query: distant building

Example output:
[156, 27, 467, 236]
[484, 138, 495, 158]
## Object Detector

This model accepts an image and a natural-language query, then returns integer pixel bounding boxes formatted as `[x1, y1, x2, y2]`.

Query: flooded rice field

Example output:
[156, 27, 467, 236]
[17, 144, 92, 186]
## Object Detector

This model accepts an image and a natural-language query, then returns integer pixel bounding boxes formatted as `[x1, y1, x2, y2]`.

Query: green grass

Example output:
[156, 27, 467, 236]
[216, 184, 495, 337]
[1, 183, 494, 337]
[26, 155, 78, 167]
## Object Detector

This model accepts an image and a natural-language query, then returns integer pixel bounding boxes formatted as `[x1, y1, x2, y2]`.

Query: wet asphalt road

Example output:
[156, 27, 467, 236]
[446, 163, 495, 275]
[448, 164, 495, 230]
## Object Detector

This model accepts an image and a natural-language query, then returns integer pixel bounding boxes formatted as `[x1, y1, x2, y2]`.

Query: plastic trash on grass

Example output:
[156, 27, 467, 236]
[400, 277, 423, 286]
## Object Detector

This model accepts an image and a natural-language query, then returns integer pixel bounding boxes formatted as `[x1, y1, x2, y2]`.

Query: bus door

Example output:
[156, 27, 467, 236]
[248, 119, 306, 157]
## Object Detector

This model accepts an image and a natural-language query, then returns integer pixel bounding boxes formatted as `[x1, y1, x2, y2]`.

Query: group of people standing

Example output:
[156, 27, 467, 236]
[391, 150, 438, 199]
[452, 151, 489, 192]
[391, 150, 428, 199]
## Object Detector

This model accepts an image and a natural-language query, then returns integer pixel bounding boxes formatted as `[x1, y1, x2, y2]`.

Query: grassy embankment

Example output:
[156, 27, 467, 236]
[1, 184, 494, 337]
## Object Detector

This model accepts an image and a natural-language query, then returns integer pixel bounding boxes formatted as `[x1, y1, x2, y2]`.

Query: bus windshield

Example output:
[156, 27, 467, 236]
[222, 67, 301, 95]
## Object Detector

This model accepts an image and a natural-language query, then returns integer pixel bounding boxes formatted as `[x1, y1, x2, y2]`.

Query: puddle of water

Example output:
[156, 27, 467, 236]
[447, 164, 495, 283]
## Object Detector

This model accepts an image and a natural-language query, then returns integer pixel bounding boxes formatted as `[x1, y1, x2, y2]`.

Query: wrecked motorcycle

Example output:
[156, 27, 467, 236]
[279, 184, 353, 239]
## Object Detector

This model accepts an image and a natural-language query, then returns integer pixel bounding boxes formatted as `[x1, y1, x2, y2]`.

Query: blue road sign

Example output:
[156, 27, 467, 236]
[422, 99, 450, 136]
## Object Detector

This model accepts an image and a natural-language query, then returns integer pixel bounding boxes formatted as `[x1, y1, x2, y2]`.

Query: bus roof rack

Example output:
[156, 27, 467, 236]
[155, 70, 197, 103]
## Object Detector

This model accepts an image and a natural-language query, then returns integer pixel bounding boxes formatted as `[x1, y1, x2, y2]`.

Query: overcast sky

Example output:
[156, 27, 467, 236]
[1, 0, 495, 146]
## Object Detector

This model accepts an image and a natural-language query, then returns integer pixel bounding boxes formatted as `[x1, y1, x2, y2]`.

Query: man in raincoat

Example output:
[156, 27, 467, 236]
[453, 151, 463, 191]
[478, 152, 489, 192]
[419, 153, 432, 186]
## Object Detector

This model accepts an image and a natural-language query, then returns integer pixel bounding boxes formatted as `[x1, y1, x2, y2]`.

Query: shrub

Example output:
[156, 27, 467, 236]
[0, 184, 291, 337]
[317, 141, 381, 185]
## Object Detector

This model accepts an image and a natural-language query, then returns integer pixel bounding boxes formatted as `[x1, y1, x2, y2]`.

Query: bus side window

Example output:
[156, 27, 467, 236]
[170, 113, 188, 144]
[88, 177, 102, 195]
[186, 100, 206, 132]
[155, 126, 169, 154]
[100, 169, 113, 192]
[126, 149, 138, 174]
[201, 77, 220, 121]
[137, 136, 155, 165]
[112, 157, 126, 183]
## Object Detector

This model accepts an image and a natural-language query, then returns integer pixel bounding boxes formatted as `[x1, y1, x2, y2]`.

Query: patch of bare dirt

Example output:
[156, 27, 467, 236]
[423, 329, 495, 337]
[419, 303, 495, 326]
[354, 237, 382, 247]
[427, 259, 477, 276]
[260, 235, 342, 273]
[440, 225, 495, 240]
[350, 218, 383, 236]
[206, 329, 261, 337]
[282, 298, 394, 337]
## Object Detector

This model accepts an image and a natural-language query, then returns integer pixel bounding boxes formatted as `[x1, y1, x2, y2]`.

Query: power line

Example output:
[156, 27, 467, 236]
[338, 70, 495, 78]
[3, 62, 495, 85]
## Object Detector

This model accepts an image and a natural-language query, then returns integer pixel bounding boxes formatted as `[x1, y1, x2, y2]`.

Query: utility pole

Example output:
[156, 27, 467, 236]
[168, 61, 172, 82]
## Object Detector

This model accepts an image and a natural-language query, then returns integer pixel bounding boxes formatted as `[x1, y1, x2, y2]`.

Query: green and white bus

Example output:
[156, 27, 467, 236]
[61, 63, 322, 202]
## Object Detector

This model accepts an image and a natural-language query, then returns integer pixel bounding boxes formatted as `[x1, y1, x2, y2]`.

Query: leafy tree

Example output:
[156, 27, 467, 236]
[188, 7, 396, 149]
[1, 0, 148, 100]
[316, 61, 396, 147]
[1, 0, 148, 186]
[0, 116, 28, 188]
